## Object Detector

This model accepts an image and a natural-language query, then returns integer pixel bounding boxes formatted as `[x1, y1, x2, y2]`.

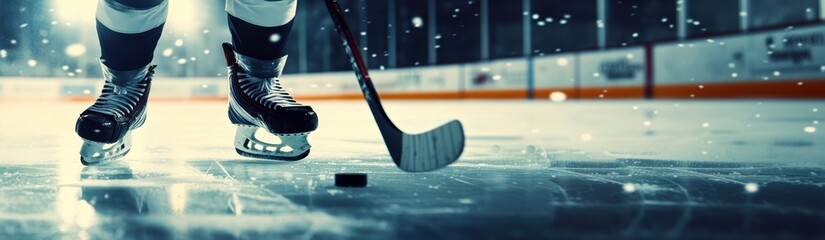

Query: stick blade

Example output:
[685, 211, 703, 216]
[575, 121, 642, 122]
[397, 120, 465, 172]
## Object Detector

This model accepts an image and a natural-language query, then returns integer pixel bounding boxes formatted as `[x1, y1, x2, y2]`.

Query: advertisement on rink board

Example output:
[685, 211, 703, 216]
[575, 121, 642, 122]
[463, 59, 529, 90]
[749, 25, 825, 79]
[578, 47, 646, 87]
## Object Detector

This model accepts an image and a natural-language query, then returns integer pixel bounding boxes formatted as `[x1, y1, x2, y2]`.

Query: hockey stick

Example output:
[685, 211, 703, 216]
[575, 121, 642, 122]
[323, 0, 465, 172]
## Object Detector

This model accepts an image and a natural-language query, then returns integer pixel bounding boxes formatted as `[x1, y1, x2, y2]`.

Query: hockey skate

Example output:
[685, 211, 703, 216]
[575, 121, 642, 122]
[221, 43, 318, 161]
[75, 64, 155, 165]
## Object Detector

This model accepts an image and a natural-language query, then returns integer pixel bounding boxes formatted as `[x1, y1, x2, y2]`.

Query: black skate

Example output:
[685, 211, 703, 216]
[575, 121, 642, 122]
[75, 64, 155, 165]
[221, 43, 318, 160]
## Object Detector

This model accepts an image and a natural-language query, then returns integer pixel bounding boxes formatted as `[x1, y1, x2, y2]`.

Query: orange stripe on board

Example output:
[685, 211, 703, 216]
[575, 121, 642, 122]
[534, 88, 577, 100]
[578, 86, 645, 99]
[462, 89, 527, 99]
[64, 96, 229, 102]
[295, 91, 462, 101]
[655, 80, 825, 99]
[296, 89, 525, 100]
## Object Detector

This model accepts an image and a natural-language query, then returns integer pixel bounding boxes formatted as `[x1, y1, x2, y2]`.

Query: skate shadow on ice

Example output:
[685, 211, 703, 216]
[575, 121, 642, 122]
[79, 163, 172, 239]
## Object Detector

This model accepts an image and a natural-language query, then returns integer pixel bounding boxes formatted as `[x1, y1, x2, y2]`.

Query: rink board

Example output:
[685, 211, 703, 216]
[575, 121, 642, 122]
[2, 26, 825, 101]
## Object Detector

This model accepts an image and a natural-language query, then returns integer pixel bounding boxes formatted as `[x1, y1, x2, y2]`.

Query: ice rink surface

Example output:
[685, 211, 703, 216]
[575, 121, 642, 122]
[0, 100, 823, 239]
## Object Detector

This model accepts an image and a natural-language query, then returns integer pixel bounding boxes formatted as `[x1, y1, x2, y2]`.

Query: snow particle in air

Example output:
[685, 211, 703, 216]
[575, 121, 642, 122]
[531, 14, 539, 20]
[174, 39, 184, 47]
[731, 73, 738, 78]
[203, 49, 210, 55]
[632, 32, 639, 38]
[643, 120, 652, 127]
[27, 60, 37, 67]
[177, 58, 187, 65]
[813, 108, 819, 112]
[804, 126, 816, 133]
[162, 48, 173, 57]
[549, 91, 567, 102]
[623, 183, 636, 193]
[702, 122, 710, 128]
[269, 33, 281, 43]
[458, 198, 474, 204]
[0, 49, 6, 58]
[490, 144, 502, 153]
[593, 72, 601, 77]
[773, 71, 781, 76]
[412, 16, 424, 28]
[524, 145, 537, 154]
[491, 75, 502, 81]
[744, 182, 759, 193]
[580, 133, 593, 142]
[65, 43, 86, 57]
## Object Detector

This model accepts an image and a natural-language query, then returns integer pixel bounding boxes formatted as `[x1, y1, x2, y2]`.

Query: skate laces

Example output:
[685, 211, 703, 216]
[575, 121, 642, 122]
[237, 73, 302, 109]
[88, 66, 153, 118]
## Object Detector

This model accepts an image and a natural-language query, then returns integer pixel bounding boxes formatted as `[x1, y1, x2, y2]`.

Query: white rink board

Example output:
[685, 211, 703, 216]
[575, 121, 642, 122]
[578, 47, 646, 87]
[284, 65, 463, 95]
[654, 36, 752, 85]
[373, 65, 462, 93]
[533, 54, 577, 89]
[283, 72, 358, 95]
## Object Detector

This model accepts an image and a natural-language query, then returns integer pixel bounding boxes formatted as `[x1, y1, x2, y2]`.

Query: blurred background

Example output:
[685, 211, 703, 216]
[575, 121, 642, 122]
[0, 0, 823, 101]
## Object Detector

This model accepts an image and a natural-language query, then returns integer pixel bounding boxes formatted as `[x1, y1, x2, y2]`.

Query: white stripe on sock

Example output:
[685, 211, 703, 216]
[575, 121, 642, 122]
[96, 0, 169, 34]
[226, 0, 297, 27]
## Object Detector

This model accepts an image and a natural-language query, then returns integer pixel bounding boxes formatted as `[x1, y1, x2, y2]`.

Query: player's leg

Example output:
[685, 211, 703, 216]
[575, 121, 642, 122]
[223, 0, 318, 160]
[75, 0, 167, 165]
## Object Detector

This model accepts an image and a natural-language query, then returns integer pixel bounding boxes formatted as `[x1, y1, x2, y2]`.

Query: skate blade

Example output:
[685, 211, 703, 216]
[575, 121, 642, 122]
[235, 148, 310, 161]
[234, 125, 311, 161]
[80, 133, 132, 166]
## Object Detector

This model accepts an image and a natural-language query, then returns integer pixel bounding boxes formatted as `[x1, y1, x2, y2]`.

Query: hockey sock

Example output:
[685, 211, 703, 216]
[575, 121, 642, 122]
[226, 0, 297, 60]
[96, 0, 168, 71]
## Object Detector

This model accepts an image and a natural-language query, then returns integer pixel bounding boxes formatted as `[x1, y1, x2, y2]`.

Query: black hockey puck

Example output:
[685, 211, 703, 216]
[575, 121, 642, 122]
[335, 173, 367, 187]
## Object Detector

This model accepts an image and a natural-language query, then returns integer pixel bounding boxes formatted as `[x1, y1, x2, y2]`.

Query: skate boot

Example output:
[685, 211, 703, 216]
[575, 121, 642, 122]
[221, 43, 318, 160]
[75, 63, 155, 165]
